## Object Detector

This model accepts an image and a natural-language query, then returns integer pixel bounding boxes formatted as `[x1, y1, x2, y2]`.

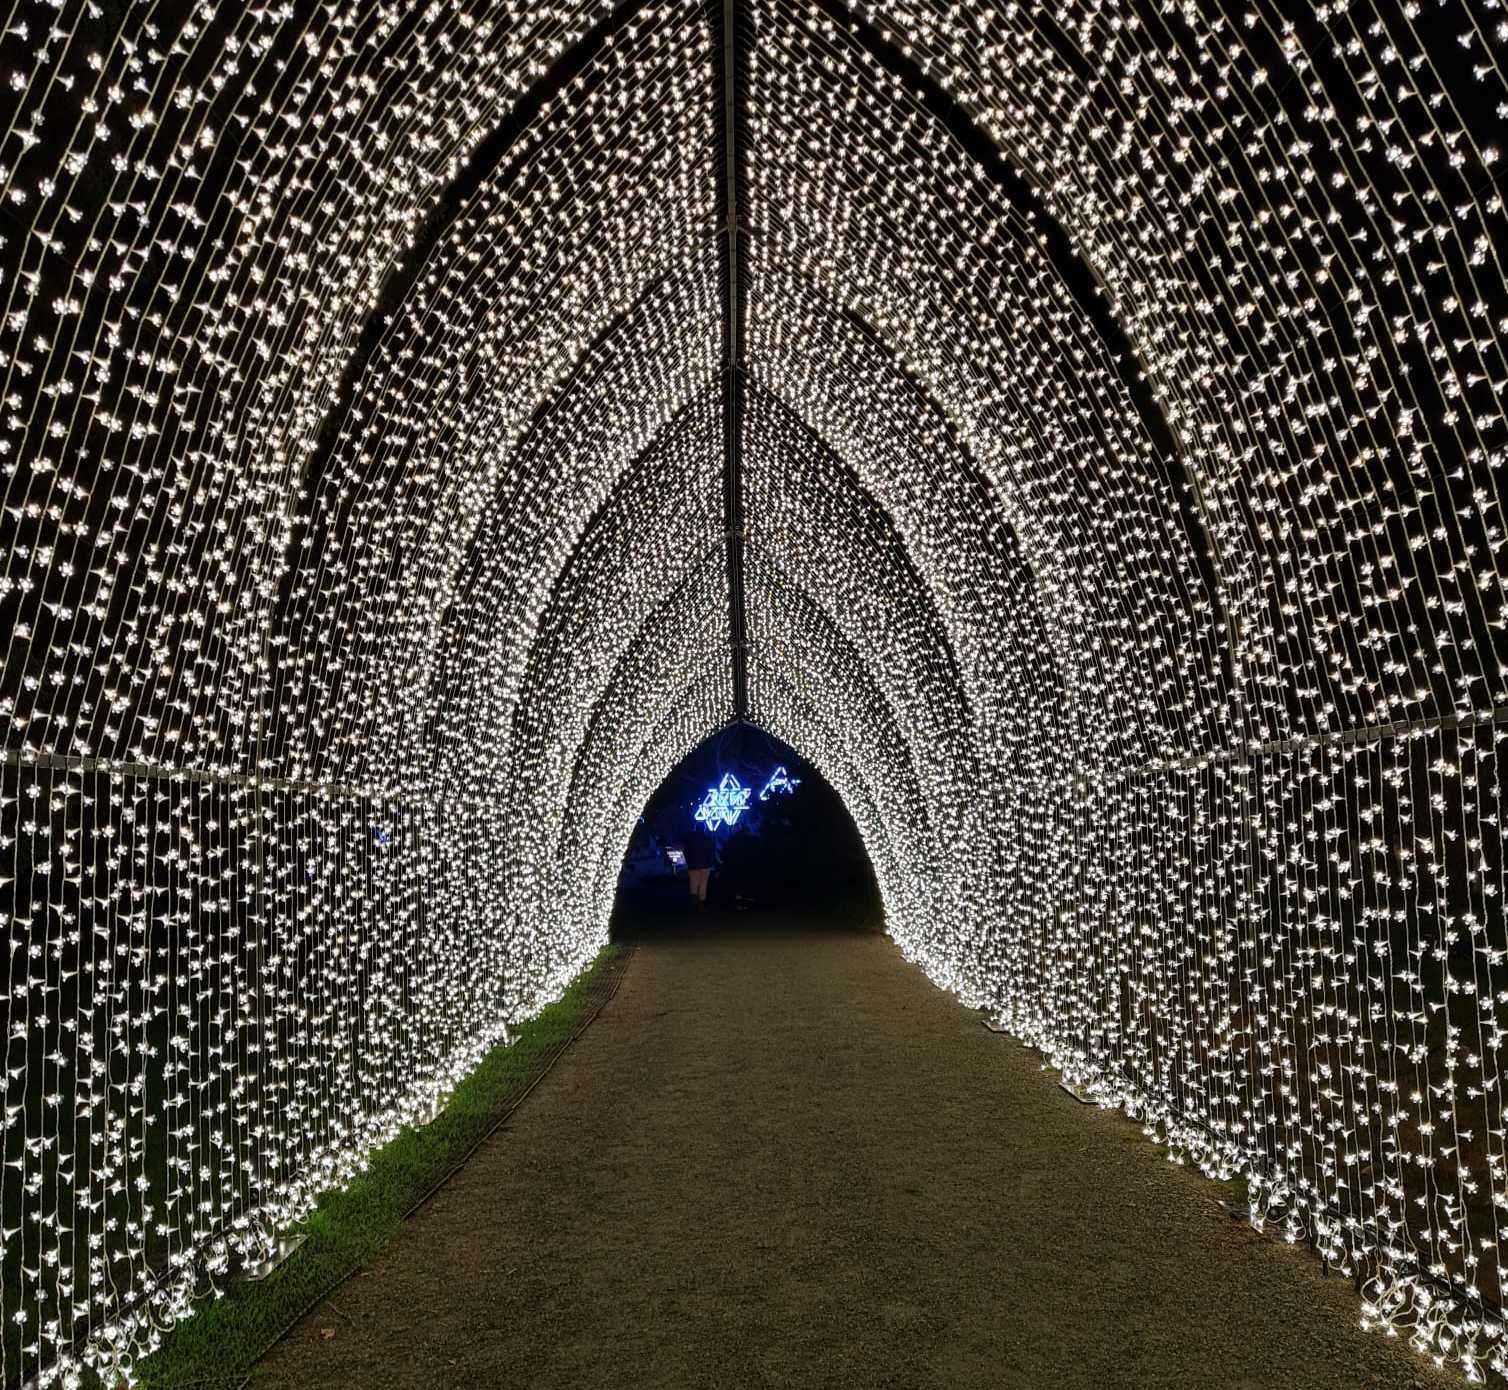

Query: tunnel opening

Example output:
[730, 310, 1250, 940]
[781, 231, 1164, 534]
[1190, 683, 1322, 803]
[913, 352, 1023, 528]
[611, 721, 881, 935]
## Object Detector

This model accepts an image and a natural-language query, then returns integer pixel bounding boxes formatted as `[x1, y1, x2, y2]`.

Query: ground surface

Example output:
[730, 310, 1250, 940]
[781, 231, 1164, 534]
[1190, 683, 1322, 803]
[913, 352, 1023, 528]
[254, 915, 1454, 1389]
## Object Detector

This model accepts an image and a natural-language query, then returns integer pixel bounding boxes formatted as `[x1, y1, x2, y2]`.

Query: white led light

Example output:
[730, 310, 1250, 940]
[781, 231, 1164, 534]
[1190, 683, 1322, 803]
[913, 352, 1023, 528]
[0, 1, 1505, 1385]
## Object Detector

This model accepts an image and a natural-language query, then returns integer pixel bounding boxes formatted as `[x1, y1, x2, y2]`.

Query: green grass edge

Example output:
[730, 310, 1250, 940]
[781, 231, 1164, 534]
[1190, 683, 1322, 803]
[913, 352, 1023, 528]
[132, 945, 626, 1389]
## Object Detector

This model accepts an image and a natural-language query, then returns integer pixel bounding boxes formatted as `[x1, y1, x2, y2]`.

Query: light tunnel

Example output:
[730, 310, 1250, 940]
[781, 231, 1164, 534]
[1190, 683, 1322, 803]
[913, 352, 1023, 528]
[1, 0, 1507, 1383]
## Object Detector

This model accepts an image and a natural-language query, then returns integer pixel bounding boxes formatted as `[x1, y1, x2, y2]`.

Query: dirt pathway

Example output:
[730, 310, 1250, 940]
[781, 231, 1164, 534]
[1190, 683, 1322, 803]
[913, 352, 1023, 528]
[255, 917, 1451, 1389]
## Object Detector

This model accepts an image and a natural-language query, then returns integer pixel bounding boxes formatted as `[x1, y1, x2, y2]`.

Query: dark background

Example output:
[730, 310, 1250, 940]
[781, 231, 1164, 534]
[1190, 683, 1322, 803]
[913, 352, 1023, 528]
[612, 722, 880, 927]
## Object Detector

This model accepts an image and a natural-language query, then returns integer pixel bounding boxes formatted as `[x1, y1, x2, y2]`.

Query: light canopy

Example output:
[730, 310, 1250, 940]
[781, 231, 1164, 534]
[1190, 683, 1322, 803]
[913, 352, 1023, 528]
[1, 1, 1507, 1385]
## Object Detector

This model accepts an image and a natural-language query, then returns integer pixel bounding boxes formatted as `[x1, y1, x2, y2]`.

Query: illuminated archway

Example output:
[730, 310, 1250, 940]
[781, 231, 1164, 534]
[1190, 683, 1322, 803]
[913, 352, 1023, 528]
[1, 2, 1506, 1383]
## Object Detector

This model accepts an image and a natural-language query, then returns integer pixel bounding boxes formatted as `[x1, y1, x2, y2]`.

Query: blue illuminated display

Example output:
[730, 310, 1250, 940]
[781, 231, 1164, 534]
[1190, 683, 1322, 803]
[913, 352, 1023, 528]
[759, 765, 801, 800]
[693, 766, 800, 831]
[694, 772, 753, 831]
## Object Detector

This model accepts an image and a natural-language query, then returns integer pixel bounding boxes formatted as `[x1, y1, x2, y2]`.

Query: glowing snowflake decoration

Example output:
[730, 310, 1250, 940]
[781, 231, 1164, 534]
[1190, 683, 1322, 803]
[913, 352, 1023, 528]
[759, 765, 801, 799]
[694, 773, 753, 830]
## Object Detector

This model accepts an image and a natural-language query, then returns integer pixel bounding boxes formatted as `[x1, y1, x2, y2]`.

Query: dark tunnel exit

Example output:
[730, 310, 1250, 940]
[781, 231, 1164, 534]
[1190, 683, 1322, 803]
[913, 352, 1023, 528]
[612, 723, 881, 932]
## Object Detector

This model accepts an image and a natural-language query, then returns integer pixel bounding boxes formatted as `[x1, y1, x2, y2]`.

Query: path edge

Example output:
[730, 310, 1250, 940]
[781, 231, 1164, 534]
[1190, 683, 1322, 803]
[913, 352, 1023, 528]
[134, 944, 635, 1390]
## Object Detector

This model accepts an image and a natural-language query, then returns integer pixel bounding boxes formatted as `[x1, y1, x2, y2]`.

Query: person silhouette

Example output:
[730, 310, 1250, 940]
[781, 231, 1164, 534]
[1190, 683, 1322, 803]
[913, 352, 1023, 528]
[684, 822, 716, 911]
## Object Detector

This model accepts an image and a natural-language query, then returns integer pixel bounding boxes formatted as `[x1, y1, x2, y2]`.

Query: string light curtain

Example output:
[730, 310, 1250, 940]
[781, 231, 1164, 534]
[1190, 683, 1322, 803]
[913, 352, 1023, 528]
[1, 0, 1506, 1385]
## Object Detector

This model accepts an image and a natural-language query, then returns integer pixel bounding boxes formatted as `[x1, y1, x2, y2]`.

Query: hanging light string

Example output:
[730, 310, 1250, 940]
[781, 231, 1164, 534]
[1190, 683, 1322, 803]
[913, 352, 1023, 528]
[1, 0, 1507, 1384]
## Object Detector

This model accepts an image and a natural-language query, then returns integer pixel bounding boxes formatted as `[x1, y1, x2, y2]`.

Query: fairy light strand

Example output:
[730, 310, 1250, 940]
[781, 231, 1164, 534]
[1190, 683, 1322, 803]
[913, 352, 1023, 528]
[1, 0, 1506, 1385]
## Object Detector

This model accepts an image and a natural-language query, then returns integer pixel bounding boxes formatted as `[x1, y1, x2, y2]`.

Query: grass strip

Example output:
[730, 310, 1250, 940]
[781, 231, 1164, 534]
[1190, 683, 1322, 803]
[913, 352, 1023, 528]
[132, 945, 627, 1389]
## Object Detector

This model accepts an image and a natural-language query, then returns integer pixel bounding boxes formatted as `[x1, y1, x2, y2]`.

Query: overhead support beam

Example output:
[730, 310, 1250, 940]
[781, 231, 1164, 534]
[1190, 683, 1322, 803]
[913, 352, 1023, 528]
[715, 0, 751, 719]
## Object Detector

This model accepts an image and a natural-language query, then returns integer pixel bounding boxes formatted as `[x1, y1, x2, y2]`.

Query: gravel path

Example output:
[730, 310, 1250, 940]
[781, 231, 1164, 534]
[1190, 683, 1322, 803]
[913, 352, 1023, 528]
[254, 917, 1454, 1389]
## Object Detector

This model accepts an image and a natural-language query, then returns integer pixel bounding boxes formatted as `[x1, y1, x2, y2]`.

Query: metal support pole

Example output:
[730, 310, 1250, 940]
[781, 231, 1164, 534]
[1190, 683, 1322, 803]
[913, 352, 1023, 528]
[717, 0, 749, 719]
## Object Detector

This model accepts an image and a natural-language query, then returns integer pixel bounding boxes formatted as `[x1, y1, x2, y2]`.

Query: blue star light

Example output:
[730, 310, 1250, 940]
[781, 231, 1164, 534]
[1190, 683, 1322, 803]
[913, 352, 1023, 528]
[694, 773, 752, 831]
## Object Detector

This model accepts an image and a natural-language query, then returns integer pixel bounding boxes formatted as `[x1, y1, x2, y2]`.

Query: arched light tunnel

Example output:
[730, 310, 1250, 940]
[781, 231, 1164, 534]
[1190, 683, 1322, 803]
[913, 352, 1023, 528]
[0, 0, 1505, 1383]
